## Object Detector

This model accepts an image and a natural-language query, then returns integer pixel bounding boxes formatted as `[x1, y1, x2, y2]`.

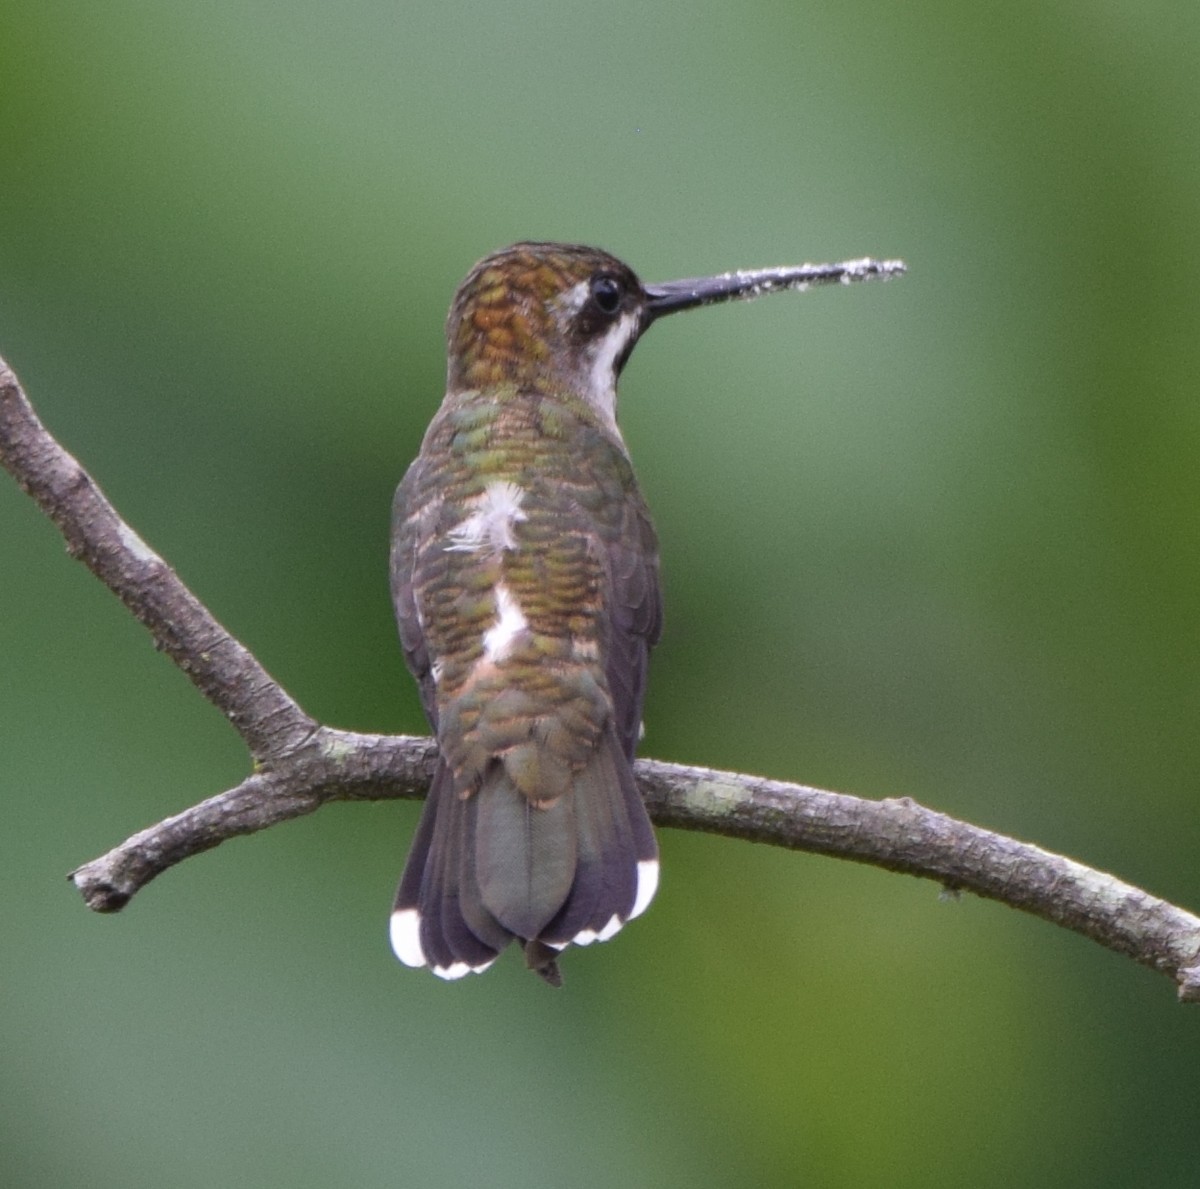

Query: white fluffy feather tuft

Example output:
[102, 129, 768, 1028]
[446, 481, 527, 555]
[482, 583, 528, 662]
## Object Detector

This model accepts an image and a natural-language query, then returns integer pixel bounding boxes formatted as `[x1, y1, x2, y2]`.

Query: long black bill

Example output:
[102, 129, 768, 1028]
[643, 256, 906, 323]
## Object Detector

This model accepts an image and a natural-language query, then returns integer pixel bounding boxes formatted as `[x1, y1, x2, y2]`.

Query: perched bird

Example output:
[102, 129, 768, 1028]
[390, 242, 903, 984]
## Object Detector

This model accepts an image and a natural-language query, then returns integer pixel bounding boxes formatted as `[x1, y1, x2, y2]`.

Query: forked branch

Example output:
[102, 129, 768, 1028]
[3, 353, 1199, 1001]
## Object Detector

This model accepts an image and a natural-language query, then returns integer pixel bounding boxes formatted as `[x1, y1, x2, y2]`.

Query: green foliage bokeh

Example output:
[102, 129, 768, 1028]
[2, 1, 1199, 1186]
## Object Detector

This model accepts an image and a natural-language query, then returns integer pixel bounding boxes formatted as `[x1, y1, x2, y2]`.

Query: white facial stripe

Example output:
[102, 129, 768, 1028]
[585, 311, 639, 427]
[554, 280, 591, 325]
[482, 583, 528, 662]
[446, 481, 527, 555]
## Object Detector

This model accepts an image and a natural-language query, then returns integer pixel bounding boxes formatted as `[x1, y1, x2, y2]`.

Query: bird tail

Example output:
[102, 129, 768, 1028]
[389, 727, 658, 985]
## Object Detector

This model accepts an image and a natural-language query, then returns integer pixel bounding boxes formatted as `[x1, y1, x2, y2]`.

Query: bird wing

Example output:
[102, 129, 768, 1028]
[598, 488, 662, 762]
[390, 461, 439, 731]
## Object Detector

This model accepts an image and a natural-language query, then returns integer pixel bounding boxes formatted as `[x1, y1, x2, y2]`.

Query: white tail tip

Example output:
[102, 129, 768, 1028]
[631, 858, 659, 920]
[389, 908, 427, 968]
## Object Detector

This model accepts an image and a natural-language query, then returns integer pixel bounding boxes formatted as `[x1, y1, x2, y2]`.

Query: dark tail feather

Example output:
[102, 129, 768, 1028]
[390, 734, 659, 982]
[541, 727, 659, 950]
[475, 764, 578, 940]
[390, 762, 511, 979]
[458, 786, 518, 956]
[540, 740, 632, 945]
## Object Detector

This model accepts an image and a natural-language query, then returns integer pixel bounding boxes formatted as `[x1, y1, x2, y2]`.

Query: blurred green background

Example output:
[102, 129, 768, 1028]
[2, 0, 1199, 1185]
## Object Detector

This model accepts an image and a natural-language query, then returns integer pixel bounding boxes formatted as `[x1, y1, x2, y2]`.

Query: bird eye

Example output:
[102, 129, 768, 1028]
[590, 275, 623, 315]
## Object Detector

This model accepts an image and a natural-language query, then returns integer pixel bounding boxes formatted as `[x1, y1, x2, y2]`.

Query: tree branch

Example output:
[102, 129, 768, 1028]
[0, 356, 315, 762]
[4, 352, 1200, 1002]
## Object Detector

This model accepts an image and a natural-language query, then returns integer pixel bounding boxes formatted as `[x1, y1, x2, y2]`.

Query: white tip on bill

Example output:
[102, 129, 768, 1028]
[389, 908, 427, 968]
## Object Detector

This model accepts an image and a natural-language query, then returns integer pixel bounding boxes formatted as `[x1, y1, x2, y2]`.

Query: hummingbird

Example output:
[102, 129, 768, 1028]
[389, 242, 904, 985]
